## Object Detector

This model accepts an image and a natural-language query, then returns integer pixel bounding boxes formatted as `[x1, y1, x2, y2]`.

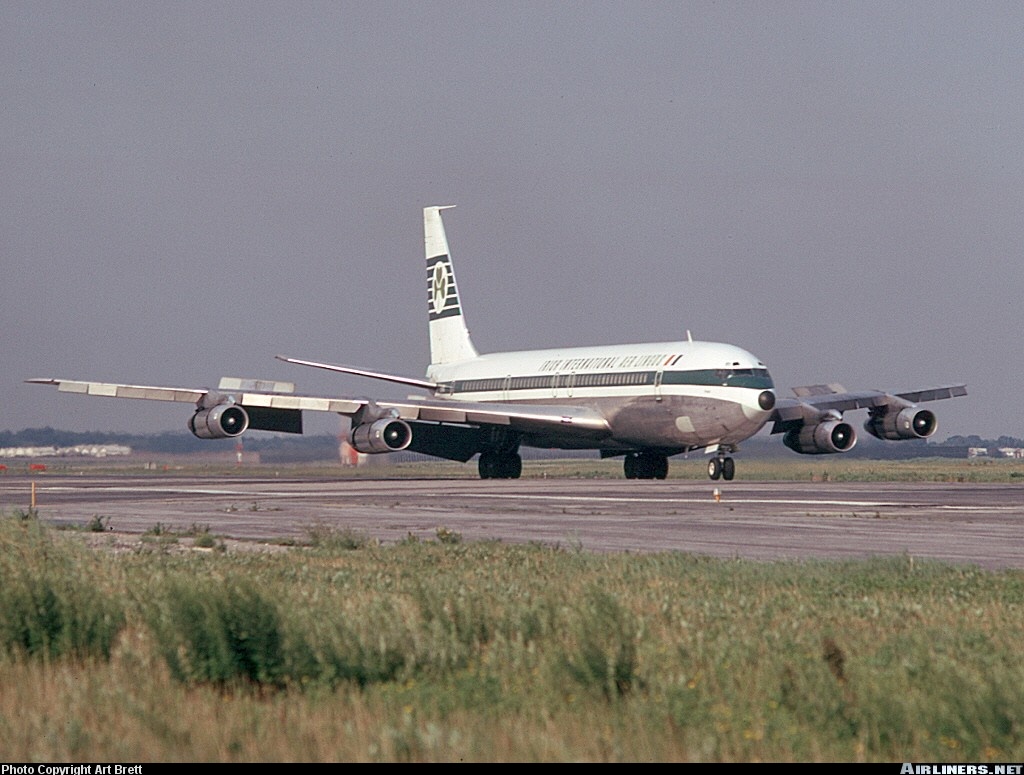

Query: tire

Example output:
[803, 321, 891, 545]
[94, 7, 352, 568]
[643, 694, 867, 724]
[624, 454, 639, 479]
[654, 455, 669, 480]
[708, 458, 722, 480]
[722, 457, 735, 481]
[503, 453, 522, 479]
[478, 451, 496, 479]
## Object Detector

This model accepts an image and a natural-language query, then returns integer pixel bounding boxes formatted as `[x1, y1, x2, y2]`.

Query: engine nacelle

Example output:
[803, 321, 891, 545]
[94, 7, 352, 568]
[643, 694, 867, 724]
[189, 404, 249, 439]
[350, 418, 413, 454]
[783, 420, 857, 455]
[864, 407, 937, 441]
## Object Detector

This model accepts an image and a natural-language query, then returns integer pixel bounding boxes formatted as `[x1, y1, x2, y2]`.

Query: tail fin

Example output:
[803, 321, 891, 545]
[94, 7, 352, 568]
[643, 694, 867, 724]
[424, 206, 479, 365]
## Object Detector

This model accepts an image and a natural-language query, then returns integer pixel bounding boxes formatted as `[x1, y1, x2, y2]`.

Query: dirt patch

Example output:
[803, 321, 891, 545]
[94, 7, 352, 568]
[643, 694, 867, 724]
[56, 528, 295, 556]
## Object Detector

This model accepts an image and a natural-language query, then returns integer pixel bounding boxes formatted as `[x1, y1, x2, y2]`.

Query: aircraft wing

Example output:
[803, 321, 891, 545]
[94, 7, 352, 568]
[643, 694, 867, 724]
[25, 377, 611, 454]
[769, 383, 968, 431]
[26, 378, 211, 404]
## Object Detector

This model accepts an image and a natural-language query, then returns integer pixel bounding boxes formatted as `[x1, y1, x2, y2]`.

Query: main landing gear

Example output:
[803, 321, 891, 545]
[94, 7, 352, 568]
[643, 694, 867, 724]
[623, 451, 669, 480]
[478, 450, 522, 479]
[707, 453, 735, 481]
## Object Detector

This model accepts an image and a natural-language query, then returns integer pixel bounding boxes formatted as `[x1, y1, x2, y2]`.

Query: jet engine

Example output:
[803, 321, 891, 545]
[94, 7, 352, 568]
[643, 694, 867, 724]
[189, 404, 249, 439]
[350, 418, 413, 454]
[783, 420, 857, 455]
[864, 407, 937, 441]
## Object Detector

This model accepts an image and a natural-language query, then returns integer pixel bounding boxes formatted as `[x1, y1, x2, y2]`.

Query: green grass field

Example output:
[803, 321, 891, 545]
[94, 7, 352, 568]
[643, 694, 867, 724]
[0, 493, 1022, 762]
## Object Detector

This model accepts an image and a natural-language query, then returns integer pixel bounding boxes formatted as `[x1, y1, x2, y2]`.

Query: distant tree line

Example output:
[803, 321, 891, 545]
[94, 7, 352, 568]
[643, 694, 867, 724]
[2, 428, 1017, 463]
[943, 435, 1024, 449]
[0, 428, 340, 462]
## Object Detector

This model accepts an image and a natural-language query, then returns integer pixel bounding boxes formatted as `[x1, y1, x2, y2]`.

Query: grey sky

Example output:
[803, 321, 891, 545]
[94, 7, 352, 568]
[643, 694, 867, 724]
[3, 2, 1020, 440]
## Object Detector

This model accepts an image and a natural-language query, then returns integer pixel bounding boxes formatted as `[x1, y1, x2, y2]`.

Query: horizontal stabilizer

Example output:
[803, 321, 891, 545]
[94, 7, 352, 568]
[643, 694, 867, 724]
[276, 355, 438, 391]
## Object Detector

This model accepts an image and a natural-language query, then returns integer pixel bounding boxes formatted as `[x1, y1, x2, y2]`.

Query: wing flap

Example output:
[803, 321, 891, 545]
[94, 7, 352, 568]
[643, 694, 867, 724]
[405, 421, 483, 462]
[467, 411, 511, 425]
[395, 398, 609, 436]
[219, 377, 295, 394]
[790, 383, 848, 397]
[416, 406, 466, 423]
[245, 406, 303, 434]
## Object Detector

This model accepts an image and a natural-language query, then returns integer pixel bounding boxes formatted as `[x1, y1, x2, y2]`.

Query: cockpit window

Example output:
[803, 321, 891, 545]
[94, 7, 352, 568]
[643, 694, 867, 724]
[724, 368, 774, 389]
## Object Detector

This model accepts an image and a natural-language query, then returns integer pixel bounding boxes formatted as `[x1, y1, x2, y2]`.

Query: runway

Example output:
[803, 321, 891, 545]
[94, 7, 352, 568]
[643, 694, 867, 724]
[3, 474, 1023, 570]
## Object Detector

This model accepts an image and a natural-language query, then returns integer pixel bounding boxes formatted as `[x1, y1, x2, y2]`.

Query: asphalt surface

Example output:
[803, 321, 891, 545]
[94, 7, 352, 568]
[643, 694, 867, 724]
[3, 474, 1023, 570]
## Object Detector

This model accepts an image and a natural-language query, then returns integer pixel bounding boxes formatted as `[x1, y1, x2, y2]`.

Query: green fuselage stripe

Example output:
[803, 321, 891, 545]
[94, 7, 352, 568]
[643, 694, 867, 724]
[444, 368, 773, 395]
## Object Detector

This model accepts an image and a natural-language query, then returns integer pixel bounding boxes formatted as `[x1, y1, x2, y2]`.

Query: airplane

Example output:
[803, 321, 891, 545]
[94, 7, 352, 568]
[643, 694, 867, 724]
[28, 205, 967, 481]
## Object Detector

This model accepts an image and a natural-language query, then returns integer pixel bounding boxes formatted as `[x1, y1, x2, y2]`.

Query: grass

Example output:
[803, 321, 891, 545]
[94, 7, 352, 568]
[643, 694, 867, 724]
[0, 508, 1021, 761]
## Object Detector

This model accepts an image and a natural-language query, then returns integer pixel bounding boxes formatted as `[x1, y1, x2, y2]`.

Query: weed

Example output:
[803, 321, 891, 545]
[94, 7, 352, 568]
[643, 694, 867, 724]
[560, 587, 639, 700]
[86, 515, 110, 532]
[0, 520, 125, 659]
[248, 501, 281, 512]
[304, 524, 372, 550]
[435, 526, 463, 545]
[149, 580, 286, 688]
[193, 532, 217, 549]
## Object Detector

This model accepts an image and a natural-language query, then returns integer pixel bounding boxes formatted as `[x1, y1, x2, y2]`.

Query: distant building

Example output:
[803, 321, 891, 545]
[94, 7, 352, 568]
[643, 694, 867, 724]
[0, 445, 132, 458]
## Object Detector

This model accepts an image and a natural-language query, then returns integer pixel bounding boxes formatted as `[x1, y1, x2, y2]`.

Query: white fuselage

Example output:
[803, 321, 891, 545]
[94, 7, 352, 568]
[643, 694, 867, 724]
[426, 339, 776, 451]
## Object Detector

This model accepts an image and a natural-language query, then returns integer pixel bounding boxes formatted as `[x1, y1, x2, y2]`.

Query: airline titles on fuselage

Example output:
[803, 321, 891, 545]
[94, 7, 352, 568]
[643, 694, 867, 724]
[538, 353, 684, 373]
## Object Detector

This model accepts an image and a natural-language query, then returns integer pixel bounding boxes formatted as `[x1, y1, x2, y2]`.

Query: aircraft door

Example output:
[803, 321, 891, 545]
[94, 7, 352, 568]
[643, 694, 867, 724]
[552, 372, 576, 398]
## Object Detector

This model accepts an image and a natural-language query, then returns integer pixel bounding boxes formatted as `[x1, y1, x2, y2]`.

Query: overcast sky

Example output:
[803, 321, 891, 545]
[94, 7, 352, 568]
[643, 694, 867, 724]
[3, 2, 1020, 441]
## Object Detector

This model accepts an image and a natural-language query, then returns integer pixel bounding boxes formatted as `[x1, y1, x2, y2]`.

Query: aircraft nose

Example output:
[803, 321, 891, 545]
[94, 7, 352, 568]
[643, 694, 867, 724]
[741, 389, 776, 422]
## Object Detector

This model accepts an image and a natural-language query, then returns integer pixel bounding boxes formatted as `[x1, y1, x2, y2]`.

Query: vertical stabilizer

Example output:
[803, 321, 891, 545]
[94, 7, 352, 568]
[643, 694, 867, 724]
[424, 206, 479, 365]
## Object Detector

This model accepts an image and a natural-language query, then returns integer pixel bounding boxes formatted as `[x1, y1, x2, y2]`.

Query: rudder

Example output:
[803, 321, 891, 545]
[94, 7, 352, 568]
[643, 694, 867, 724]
[424, 206, 478, 365]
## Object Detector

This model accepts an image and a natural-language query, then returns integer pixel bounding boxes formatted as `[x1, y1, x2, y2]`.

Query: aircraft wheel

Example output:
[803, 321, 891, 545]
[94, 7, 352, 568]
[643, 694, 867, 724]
[502, 452, 522, 479]
[708, 457, 722, 481]
[638, 455, 652, 479]
[653, 454, 669, 480]
[478, 451, 496, 479]
[480, 451, 522, 479]
[624, 453, 639, 479]
[631, 452, 668, 480]
[722, 457, 735, 481]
